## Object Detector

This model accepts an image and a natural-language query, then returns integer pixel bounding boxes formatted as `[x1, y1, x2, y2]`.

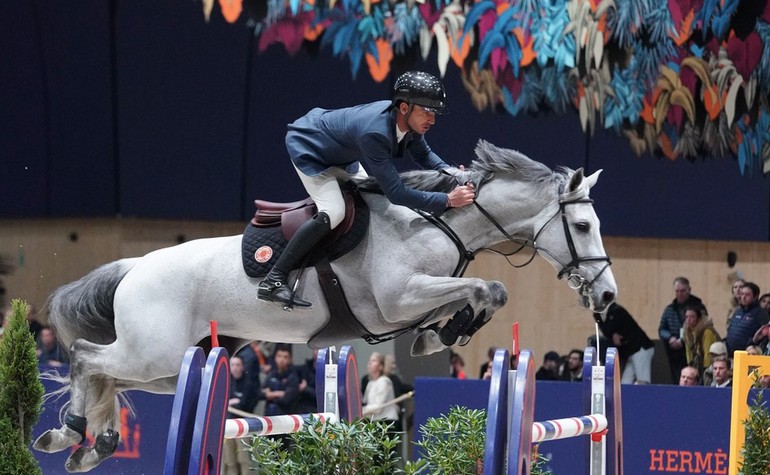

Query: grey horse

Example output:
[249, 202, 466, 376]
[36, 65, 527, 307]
[34, 140, 617, 472]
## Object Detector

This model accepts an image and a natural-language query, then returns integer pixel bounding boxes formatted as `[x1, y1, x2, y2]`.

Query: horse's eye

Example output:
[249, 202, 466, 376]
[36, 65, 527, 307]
[575, 222, 590, 233]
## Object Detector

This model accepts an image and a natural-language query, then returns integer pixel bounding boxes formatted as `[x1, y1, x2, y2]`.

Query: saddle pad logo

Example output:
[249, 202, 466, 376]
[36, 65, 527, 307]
[254, 246, 273, 263]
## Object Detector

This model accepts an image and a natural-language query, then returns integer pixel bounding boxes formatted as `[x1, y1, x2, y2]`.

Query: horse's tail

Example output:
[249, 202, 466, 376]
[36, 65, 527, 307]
[47, 258, 138, 352]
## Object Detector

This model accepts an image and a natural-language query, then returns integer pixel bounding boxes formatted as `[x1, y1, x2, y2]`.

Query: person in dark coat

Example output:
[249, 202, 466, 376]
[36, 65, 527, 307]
[597, 302, 655, 384]
[535, 351, 562, 381]
[657, 277, 707, 383]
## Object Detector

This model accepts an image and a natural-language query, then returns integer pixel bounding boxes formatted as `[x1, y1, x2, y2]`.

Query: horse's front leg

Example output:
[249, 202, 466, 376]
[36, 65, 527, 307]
[380, 275, 508, 356]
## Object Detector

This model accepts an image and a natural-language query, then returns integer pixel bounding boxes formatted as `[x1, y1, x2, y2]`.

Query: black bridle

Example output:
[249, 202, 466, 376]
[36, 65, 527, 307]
[419, 182, 612, 298]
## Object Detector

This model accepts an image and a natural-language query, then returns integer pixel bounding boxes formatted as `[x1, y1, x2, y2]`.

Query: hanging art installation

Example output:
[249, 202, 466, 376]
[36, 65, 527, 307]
[207, 0, 770, 175]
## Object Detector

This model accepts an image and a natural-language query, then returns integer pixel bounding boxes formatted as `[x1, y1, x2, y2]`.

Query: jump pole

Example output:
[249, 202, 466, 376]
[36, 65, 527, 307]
[163, 344, 361, 475]
[223, 412, 338, 439]
[483, 346, 623, 475]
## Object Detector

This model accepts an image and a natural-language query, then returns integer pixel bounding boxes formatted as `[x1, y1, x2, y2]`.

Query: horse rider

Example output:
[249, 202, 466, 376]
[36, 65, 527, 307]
[258, 70, 477, 307]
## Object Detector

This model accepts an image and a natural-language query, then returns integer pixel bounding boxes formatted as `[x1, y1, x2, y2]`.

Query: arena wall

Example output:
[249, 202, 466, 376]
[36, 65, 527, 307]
[3, 219, 768, 382]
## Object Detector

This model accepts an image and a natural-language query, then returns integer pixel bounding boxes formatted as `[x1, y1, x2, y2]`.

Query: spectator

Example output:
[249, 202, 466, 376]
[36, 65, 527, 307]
[702, 341, 728, 386]
[752, 324, 770, 354]
[535, 351, 562, 381]
[561, 349, 584, 382]
[726, 278, 746, 329]
[222, 355, 260, 475]
[759, 293, 770, 311]
[362, 352, 400, 430]
[482, 352, 518, 380]
[679, 366, 700, 386]
[262, 344, 300, 417]
[296, 349, 319, 414]
[682, 305, 720, 381]
[384, 354, 413, 432]
[228, 355, 260, 415]
[596, 302, 655, 384]
[36, 326, 68, 367]
[479, 347, 497, 379]
[384, 354, 413, 399]
[745, 345, 763, 355]
[237, 340, 273, 388]
[727, 282, 770, 354]
[658, 277, 707, 383]
[449, 352, 467, 379]
[709, 356, 732, 387]
[26, 304, 43, 342]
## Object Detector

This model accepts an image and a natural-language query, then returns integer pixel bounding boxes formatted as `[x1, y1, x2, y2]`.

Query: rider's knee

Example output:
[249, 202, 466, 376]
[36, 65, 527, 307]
[320, 207, 345, 229]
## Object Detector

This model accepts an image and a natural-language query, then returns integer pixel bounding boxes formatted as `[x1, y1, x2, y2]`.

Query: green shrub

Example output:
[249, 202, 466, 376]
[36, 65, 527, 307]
[413, 406, 486, 474]
[244, 406, 554, 474]
[248, 417, 402, 474]
[739, 371, 770, 475]
[0, 299, 44, 475]
[0, 417, 41, 475]
[413, 406, 552, 475]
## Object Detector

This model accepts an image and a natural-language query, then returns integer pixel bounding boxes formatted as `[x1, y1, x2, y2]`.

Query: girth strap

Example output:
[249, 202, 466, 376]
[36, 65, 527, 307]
[307, 257, 371, 349]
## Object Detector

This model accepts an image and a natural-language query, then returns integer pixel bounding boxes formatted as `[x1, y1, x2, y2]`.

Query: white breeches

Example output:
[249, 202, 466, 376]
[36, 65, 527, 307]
[294, 163, 368, 229]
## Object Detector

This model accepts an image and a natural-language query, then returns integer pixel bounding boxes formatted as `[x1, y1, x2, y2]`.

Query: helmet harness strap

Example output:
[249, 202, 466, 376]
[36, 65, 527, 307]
[404, 103, 416, 134]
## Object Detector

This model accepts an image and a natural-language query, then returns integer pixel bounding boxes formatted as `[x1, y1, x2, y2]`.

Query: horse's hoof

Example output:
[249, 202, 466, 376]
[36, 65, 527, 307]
[438, 326, 460, 346]
[33, 427, 81, 453]
[66, 446, 104, 473]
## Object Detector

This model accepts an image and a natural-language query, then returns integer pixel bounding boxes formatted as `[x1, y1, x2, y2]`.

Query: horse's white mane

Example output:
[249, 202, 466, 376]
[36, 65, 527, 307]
[355, 139, 572, 194]
[472, 139, 570, 184]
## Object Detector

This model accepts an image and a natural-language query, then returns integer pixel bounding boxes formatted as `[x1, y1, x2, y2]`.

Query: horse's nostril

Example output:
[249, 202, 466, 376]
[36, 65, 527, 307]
[602, 291, 615, 303]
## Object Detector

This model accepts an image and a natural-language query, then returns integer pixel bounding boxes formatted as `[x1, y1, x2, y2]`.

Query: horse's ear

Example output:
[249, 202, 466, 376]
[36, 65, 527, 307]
[584, 169, 602, 189]
[568, 168, 602, 193]
[567, 167, 585, 192]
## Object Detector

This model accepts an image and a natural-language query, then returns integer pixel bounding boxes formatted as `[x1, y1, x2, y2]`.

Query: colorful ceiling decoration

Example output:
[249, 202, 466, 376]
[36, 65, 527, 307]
[210, 0, 770, 175]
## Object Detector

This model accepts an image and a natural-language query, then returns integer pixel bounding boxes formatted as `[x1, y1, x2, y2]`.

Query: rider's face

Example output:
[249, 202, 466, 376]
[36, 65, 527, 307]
[401, 104, 436, 134]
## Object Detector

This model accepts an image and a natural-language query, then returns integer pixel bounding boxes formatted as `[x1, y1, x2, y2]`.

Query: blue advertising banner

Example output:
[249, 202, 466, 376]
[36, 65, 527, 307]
[414, 378, 732, 475]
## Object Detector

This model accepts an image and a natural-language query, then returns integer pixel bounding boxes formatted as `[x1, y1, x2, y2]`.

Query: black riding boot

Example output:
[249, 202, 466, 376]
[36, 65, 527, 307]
[257, 212, 331, 307]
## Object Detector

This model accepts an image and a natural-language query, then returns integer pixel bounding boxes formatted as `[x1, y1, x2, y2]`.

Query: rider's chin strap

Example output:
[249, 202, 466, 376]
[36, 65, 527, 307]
[403, 103, 416, 134]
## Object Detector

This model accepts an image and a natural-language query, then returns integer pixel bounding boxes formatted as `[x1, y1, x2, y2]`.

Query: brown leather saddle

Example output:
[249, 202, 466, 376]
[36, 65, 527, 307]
[243, 186, 372, 348]
[251, 191, 357, 244]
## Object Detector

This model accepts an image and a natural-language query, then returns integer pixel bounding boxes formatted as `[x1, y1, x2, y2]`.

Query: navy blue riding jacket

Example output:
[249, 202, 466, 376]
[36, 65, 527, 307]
[286, 100, 450, 215]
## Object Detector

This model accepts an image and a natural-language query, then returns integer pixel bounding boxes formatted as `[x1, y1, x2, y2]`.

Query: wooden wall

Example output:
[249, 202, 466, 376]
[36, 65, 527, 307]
[2, 219, 769, 379]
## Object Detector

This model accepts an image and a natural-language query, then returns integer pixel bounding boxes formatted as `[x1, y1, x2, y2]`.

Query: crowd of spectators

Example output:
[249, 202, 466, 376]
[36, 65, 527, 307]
[671, 277, 770, 389]
[477, 276, 770, 388]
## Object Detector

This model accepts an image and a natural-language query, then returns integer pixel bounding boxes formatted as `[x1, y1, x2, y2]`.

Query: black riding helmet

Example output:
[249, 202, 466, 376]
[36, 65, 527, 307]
[392, 71, 447, 114]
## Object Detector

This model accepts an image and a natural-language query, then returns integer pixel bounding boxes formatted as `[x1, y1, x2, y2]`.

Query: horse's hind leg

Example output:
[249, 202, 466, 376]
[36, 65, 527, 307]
[35, 378, 121, 473]
[33, 339, 97, 456]
[64, 393, 121, 473]
[36, 337, 172, 473]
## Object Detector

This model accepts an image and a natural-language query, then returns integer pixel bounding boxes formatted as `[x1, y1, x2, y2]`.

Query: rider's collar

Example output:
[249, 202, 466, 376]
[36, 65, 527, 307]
[396, 125, 407, 143]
